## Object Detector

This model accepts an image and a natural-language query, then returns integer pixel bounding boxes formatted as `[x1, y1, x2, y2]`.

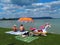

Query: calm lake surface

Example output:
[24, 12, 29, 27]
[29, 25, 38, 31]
[0, 19, 60, 34]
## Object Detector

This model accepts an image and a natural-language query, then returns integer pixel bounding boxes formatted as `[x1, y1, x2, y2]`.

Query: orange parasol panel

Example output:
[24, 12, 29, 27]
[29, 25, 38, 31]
[18, 17, 34, 22]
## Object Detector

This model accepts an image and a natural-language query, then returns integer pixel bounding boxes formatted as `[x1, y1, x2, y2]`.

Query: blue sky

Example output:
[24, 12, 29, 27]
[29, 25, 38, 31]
[10, 0, 59, 6]
[36, 0, 58, 3]
[41, 0, 57, 2]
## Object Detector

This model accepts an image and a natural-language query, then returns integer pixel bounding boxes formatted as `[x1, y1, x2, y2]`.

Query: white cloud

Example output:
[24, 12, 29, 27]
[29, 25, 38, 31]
[0, 0, 11, 3]
[25, 9, 31, 11]
[32, 3, 44, 6]
[2, 7, 9, 10]
[32, 1, 60, 8]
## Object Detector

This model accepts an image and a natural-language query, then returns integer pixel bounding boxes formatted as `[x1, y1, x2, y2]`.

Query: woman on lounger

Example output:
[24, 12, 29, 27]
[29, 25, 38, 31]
[12, 24, 17, 32]
[30, 27, 42, 36]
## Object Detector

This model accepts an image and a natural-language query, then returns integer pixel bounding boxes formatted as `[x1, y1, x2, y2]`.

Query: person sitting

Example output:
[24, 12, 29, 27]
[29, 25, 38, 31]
[19, 24, 29, 37]
[19, 24, 25, 32]
[12, 24, 17, 32]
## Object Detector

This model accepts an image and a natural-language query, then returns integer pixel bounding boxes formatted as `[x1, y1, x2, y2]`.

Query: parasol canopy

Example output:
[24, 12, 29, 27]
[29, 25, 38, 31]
[18, 17, 34, 22]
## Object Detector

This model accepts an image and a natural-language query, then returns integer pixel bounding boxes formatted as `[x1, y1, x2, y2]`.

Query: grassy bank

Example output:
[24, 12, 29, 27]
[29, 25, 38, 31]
[0, 27, 60, 45]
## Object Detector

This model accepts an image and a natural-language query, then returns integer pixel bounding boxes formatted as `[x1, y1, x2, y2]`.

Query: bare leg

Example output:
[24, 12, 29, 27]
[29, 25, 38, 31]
[41, 32, 47, 36]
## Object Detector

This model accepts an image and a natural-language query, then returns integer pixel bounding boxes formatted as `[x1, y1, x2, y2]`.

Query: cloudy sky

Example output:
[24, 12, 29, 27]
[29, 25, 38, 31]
[0, 0, 60, 18]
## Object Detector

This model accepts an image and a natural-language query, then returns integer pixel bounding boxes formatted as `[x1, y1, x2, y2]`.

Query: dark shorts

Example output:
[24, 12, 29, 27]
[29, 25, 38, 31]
[20, 30, 25, 32]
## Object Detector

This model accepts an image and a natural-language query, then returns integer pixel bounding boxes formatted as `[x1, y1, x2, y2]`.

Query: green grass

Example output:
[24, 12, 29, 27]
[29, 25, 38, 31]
[0, 27, 60, 45]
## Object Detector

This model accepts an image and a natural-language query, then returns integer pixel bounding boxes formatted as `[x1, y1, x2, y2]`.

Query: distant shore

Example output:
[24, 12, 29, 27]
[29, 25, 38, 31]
[0, 17, 53, 20]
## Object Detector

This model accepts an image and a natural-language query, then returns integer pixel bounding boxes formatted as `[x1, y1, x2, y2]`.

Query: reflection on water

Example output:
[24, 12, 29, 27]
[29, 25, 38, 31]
[0, 19, 60, 34]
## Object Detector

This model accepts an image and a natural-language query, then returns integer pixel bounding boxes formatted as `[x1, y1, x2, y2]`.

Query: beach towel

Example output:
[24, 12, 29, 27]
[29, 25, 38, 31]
[5, 31, 28, 35]
[15, 36, 39, 43]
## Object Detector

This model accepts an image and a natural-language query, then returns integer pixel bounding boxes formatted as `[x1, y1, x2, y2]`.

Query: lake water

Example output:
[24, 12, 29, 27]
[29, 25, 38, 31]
[0, 19, 60, 34]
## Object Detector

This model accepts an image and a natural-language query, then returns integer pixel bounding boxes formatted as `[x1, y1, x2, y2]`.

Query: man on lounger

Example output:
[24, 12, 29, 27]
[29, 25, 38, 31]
[19, 24, 29, 37]
[19, 24, 25, 32]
